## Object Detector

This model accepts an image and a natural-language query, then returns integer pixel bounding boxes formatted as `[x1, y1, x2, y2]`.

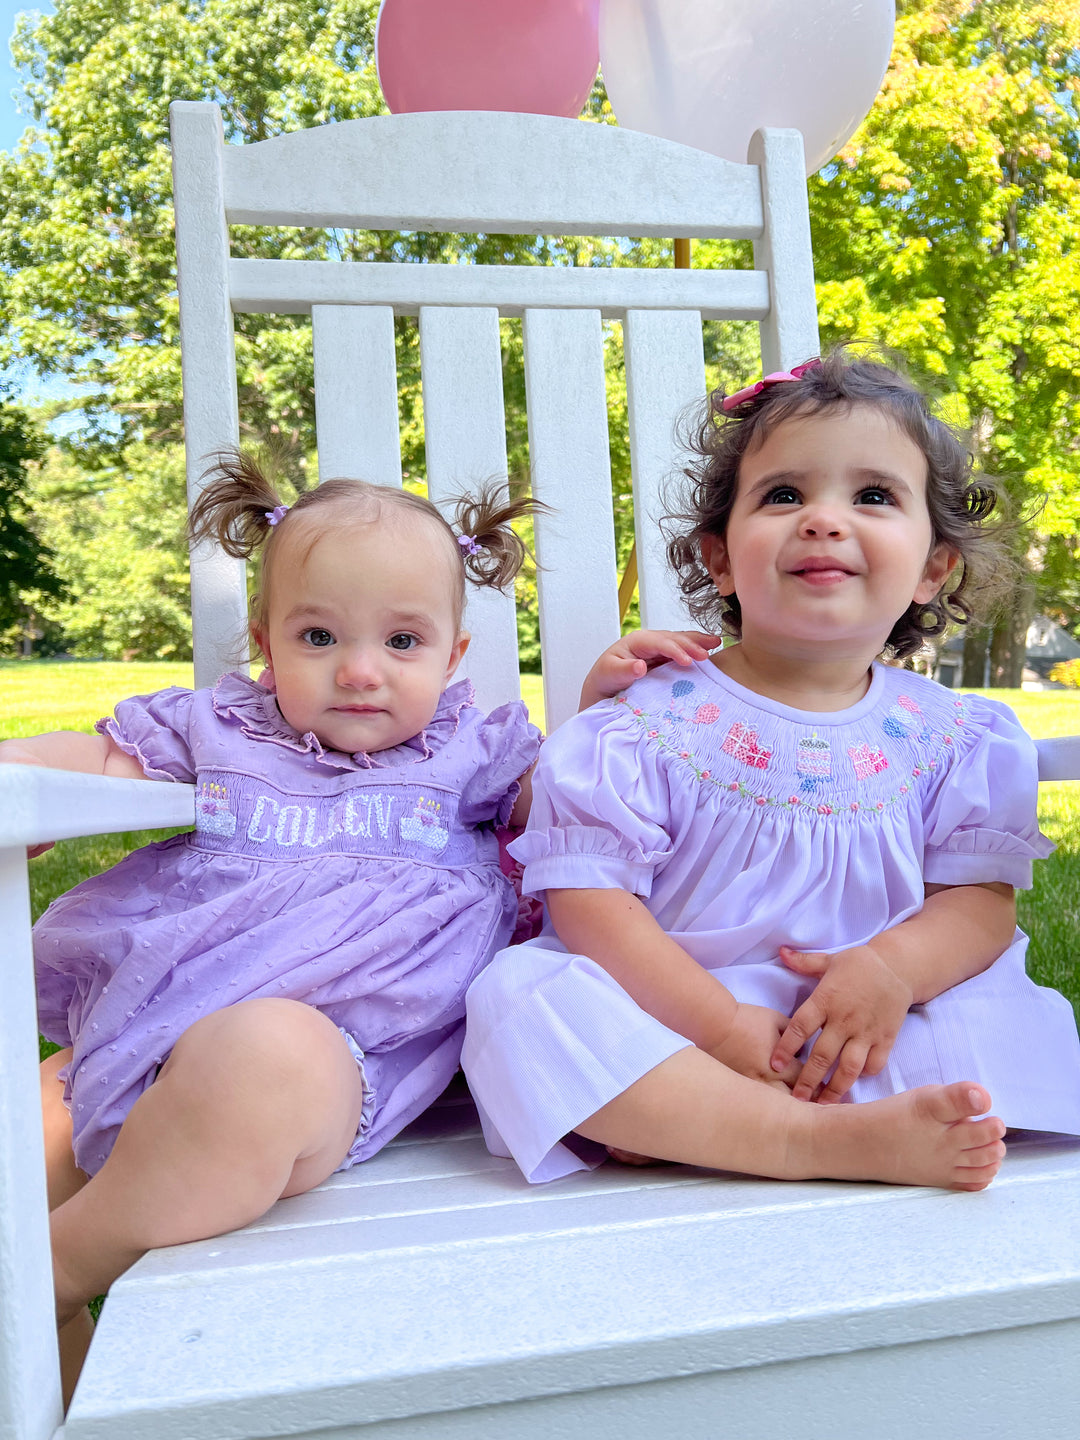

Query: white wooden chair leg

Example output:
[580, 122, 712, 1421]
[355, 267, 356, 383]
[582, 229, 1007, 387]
[0, 846, 62, 1440]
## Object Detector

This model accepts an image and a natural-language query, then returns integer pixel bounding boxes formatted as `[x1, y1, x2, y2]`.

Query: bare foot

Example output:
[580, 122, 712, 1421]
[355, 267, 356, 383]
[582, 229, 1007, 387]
[793, 1082, 1006, 1190]
[59, 1307, 94, 1410]
[606, 1145, 666, 1167]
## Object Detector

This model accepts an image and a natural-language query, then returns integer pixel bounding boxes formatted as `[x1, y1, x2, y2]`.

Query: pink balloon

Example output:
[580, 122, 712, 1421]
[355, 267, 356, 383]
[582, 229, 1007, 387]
[376, 0, 600, 118]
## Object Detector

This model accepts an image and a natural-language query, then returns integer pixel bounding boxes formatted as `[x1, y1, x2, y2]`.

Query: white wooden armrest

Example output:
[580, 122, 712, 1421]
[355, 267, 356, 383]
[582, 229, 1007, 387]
[0, 766, 195, 848]
[1036, 735, 1080, 782]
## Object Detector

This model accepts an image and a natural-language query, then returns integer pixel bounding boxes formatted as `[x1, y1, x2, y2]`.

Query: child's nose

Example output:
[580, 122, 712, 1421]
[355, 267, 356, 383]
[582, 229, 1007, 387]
[798, 506, 849, 540]
[336, 647, 383, 688]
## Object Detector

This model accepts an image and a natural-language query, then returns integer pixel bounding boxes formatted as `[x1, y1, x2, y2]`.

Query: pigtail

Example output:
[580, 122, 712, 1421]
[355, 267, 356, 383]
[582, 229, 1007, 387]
[451, 481, 548, 591]
[188, 451, 288, 559]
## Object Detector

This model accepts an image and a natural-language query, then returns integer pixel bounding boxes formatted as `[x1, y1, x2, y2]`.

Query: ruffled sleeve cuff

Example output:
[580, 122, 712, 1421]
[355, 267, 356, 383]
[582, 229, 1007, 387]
[923, 695, 1054, 892]
[509, 825, 671, 900]
[95, 688, 198, 783]
[924, 826, 1054, 891]
[457, 700, 544, 827]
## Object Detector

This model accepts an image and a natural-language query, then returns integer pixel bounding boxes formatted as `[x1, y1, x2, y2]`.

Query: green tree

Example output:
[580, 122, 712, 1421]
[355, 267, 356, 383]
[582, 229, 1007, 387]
[808, 0, 1080, 683]
[0, 395, 62, 641]
[23, 443, 192, 659]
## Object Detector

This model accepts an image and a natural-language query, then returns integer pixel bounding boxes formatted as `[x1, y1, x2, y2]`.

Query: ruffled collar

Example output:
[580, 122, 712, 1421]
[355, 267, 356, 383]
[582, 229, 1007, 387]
[211, 671, 475, 771]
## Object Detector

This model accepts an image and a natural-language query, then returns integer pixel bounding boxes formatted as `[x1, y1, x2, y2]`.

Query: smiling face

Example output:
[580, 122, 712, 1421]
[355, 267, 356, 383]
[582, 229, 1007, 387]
[256, 511, 469, 754]
[700, 405, 956, 663]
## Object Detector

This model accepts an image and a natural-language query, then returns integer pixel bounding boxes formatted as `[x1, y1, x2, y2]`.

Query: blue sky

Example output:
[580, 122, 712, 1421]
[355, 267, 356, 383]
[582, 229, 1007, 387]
[0, 1, 49, 153]
[0, 4, 85, 414]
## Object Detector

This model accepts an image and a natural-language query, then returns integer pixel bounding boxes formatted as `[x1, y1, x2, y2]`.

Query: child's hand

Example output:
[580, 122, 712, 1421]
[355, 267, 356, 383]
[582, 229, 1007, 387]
[0, 742, 55, 856]
[579, 629, 721, 710]
[709, 1002, 802, 1091]
[770, 945, 914, 1104]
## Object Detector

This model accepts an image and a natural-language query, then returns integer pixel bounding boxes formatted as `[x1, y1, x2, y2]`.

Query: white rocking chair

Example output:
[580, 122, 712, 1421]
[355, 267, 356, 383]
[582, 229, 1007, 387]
[2, 106, 1079, 1440]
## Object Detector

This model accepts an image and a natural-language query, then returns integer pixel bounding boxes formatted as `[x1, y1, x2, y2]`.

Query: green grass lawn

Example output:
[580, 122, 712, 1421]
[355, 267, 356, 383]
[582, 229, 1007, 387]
[5, 663, 1078, 1022]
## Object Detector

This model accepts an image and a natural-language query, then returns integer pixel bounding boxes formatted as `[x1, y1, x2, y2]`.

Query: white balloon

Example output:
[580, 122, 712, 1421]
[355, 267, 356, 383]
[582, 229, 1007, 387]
[599, 0, 894, 175]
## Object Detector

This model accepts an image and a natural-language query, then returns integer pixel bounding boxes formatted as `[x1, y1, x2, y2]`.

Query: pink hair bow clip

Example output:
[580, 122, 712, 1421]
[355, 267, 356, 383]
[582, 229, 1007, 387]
[457, 534, 482, 557]
[721, 359, 821, 413]
[264, 505, 289, 526]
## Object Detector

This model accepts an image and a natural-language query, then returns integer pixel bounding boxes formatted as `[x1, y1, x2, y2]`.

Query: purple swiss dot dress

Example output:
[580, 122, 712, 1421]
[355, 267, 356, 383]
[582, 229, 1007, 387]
[35, 672, 540, 1175]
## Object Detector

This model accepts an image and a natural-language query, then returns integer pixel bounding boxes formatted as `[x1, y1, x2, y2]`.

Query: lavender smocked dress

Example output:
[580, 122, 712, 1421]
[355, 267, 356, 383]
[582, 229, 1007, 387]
[463, 661, 1080, 1183]
[36, 672, 540, 1176]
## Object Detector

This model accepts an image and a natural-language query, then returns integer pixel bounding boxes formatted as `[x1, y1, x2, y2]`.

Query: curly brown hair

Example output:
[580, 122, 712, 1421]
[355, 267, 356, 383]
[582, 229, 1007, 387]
[665, 350, 1014, 659]
[189, 451, 542, 655]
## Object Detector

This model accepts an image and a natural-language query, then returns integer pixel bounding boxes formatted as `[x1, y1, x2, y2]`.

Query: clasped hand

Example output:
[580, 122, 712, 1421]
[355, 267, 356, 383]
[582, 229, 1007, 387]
[769, 944, 914, 1104]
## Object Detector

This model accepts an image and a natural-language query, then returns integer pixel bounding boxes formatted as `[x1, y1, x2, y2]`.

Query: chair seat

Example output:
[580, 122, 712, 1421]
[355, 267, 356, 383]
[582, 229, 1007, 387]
[68, 1077, 1080, 1440]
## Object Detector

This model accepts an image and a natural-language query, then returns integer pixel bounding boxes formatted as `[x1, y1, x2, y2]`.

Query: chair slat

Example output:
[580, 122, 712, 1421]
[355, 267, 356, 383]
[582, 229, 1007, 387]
[419, 307, 520, 713]
[0, 849, 64, 1440]
[312, 305, 402, 489]
[748, 129, 820, 373]
[1036, 735, 1080, 782]
[230, 257, 769, 321]
[524, 309, 621, 730]
[170, 102, 248, 689]
[215, 108, 765, 238]
[625, 310, 707, 632]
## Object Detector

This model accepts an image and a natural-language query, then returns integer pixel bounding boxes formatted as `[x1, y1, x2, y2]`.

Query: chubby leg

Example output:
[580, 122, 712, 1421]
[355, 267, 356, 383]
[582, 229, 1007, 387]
[576, 1047, 1006, 1191]
[40, 1047, 94, 1405]
[50, 999, 365, 1327]
[40, 1047, 89, 1209]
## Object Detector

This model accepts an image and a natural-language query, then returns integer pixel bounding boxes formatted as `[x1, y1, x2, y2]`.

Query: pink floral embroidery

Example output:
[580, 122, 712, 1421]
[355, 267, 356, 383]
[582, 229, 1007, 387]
[722, 721, 772, 770]
[848, 742, 888, 780]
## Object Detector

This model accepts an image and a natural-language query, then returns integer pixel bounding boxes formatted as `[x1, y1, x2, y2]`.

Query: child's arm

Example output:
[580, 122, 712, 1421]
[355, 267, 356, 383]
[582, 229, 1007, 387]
[0, 732, 150, 779]
[547, 887, 801, 1089]
[507, 630, 720, 828]
[770, 880, 1015, 1104]
[578, 630, 720, 710]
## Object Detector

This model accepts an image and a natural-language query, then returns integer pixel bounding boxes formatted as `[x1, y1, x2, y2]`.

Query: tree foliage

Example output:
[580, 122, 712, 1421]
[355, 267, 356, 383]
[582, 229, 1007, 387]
[808, 0, 1080, 679]
[2, 0, 1078, 674]
[0, 396, 61, 634]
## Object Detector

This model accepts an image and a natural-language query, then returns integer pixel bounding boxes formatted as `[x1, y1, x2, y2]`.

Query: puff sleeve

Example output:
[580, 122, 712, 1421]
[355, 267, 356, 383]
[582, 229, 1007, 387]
[509, 703, 675, 898]
[457, 701, 543, 828]
[922, 696, 1053, 889]
[95, 687, 198, 783]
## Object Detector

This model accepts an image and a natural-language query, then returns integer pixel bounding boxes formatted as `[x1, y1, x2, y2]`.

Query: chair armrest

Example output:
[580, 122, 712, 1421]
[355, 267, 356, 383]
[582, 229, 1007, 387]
[0, 765, 196, 848]
[1036, 736, 1080, 783]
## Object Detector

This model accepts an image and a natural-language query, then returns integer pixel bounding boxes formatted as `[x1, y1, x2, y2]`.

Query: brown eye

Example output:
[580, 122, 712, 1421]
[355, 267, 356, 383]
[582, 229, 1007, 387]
[302, 628, 335, 648]
[387, 633, 418, 651]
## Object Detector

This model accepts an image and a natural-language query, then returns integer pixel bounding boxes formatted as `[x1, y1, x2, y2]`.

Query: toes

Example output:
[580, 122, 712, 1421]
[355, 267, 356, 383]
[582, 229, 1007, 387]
[921, 1082, 993, 1125]
[957, 1139, 1007, 1169]
[957, 1115, 1006, 1149]
[953, 1159, 1002, 1192]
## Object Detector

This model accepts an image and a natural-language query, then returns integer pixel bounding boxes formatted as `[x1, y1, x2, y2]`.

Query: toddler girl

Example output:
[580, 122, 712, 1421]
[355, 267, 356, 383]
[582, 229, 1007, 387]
[8, 456, 703, 1348]
[463, 352, 1080, 1190]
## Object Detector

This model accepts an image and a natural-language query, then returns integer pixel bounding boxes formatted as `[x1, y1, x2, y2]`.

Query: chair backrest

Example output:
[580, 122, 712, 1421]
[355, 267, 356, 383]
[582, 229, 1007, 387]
[170, 104, 819, 731]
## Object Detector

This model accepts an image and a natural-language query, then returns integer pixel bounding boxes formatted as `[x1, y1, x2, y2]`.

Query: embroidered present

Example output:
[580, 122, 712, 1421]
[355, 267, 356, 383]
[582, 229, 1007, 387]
[848, 742, 889, 780]
[722, 721, 771, 770]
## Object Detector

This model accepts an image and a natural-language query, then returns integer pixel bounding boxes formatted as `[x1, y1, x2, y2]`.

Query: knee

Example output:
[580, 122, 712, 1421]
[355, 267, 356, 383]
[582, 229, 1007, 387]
[166, 1001, 354, 1103]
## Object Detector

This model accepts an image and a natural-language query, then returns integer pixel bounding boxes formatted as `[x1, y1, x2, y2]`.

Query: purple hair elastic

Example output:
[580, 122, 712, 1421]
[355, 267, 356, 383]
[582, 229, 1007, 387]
[457, 534, 482, 557]
[264, 505, 289, 526]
